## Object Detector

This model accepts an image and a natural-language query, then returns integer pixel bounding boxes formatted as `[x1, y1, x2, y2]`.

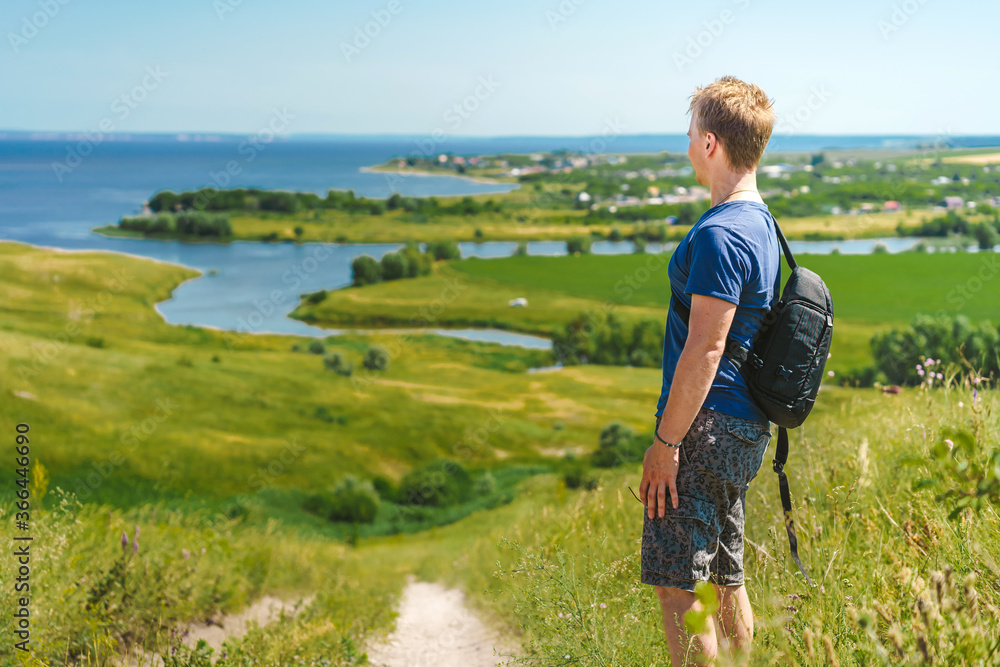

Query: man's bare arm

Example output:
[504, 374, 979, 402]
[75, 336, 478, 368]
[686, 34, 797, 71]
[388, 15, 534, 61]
[640, 294, 736, 516]
[657, 294, 737, 444]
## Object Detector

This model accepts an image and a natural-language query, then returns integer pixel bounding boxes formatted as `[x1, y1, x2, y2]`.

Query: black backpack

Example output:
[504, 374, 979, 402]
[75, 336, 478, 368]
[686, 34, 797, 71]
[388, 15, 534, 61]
[671, 212, 833, 585]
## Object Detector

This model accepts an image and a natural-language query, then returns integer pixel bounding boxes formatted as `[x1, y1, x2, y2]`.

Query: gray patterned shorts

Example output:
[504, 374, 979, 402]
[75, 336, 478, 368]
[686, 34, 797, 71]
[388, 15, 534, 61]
[640, 407, 772, 591]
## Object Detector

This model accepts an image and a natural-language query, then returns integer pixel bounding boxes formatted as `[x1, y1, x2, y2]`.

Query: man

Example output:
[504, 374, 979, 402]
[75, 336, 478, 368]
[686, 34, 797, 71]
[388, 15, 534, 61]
[638, 75, 780, 665]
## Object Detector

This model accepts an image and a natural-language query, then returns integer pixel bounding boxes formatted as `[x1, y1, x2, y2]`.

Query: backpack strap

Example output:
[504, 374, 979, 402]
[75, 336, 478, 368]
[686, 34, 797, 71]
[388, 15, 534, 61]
[669, 212, 792, 370]
[769, 213, 798, 271]
[774, 426, 814, 585]
[669, 296, 749, 368]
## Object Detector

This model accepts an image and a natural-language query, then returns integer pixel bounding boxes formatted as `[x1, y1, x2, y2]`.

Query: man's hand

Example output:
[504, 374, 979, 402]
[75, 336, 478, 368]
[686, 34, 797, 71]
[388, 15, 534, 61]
[639, 440, 680, 519]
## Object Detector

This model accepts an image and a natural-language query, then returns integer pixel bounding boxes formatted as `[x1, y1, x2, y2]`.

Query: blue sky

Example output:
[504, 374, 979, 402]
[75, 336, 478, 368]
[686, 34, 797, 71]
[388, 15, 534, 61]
[1, 0, 996, 136]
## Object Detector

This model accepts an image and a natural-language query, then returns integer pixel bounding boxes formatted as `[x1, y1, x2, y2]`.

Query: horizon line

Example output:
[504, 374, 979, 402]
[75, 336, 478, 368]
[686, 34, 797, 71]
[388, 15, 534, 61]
[2, 129, 999, 140]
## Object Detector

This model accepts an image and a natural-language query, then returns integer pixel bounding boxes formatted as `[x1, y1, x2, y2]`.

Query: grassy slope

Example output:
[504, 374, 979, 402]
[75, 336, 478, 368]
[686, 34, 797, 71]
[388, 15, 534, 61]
[0, 242, 680, 515]
[2, 240, 998, 664]
[294, 251, 1000, 374]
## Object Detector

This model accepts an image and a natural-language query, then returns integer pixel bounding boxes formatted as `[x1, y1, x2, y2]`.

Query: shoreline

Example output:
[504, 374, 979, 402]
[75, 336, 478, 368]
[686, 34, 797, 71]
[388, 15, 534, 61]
[359, 164, 520, 189]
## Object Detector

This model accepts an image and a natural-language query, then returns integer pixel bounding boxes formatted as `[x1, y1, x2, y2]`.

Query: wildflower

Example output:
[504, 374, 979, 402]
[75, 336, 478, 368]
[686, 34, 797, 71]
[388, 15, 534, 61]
[926, 358, 935, 366]
[958, 401, 964, 407]
[916, 364, 922, 370]
[936, 372, 943, 380]
[973, 388, 979, 402]
[827, 370, 834, 377]
[599, 603, 607, 609]
[121, 531, 129, 553]
[133, 538, 139, 555]
[944, 439, 954, 451]
[182, 549, 191, 560]
[917, 369, 925, 376]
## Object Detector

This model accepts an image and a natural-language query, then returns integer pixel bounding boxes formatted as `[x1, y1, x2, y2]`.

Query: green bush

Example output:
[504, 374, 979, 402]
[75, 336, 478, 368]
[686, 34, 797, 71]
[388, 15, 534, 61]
[402, 243, 433, 277]
[974, 221, 999, 250]
[351, 255, 382, 286]
[868, 314, 1000, 386]
[305, 290, 327, 305]
[397, 459, 473, 507]
[632, 237, 647, 254]
[328, 476, 380, 524]
[554, 311, 663, 368]
[566, 236, 592, 254]
[592, 422, 640, 468]
[380, 251, 408, 281]
[561, 453, 592, 490]
[514, 241, 529, 256]
[371, 475, 398, 502]
[363, 346, 390, 371]
[427, 240, 462, 261]
[474, 471, 496, 495]
[308, 340, 325, 355]
[323, 352, 353, 377]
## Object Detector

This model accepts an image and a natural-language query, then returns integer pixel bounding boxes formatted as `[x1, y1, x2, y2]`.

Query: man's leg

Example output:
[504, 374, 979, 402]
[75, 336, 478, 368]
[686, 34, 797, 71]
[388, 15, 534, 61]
[714, 583, 754, 654]
[654, 585, 718, 666]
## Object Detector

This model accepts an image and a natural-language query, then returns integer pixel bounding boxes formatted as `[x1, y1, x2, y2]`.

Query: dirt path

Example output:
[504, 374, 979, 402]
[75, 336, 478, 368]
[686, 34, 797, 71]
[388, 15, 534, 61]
[365, 576, 518, 667]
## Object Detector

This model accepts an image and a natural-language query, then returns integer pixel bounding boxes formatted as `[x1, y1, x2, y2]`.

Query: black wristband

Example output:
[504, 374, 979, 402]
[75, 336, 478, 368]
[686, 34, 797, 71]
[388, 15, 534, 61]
[654, 429, 681, 448]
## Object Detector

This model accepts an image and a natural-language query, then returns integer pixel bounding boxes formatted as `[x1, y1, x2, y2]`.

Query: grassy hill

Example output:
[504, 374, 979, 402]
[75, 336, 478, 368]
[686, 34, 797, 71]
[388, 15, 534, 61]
[1, 239, 997, 665]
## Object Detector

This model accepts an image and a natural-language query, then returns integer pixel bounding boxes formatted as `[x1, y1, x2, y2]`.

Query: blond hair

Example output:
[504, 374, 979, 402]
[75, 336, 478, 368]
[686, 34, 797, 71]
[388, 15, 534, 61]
[688, 76, 775, 172]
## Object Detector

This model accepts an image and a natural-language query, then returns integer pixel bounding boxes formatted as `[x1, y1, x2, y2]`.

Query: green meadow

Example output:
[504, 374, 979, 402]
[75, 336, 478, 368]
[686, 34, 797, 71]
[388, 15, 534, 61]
[1, 239, 998, 665]
[293, 250, 1000, 374]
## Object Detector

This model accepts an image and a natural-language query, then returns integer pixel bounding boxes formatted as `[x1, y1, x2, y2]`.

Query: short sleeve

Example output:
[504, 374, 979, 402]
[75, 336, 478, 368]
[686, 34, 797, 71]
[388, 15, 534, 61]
[684, 225, 750, 305]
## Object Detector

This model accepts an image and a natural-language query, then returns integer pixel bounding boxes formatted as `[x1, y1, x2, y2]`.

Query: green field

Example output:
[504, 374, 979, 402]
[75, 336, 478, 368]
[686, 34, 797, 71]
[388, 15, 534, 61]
[2, 239, 998, 665]
[293, 250, 1000, 374]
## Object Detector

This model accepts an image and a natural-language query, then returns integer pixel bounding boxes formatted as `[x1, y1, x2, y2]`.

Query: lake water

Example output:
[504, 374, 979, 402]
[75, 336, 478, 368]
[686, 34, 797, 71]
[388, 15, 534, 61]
[0, 135, 977, 348]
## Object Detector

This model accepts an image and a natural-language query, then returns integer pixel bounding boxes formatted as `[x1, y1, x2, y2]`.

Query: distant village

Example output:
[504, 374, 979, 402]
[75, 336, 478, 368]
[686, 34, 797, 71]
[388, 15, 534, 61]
[397, 151, 1000, 222]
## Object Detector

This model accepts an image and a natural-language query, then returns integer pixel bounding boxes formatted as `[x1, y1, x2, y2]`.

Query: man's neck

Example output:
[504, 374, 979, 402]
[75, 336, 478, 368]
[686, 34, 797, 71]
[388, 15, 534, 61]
[709, 171, 762, 207]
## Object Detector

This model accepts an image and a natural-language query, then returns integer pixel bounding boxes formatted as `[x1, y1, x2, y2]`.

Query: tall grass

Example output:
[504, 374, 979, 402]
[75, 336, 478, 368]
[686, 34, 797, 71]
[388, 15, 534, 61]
[0, 487, 407, 665]
[414, 384, 1000, 665]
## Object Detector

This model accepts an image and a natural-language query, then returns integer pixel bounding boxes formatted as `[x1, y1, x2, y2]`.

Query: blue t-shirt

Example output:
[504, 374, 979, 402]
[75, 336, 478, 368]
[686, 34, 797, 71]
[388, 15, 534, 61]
[655, 200, 781, 425]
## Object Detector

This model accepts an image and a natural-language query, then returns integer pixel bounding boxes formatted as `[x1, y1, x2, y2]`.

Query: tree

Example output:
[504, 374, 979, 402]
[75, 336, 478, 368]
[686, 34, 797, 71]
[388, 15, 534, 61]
[427, 240, 461, 261]
[324, 352, 353, 376]
[380, 251, 408, 281]
[351, 255, 382, 286]
[401, 243, 432, 277]
[974, 221, 999, 250]
[363, 346, 390, 371]
[566, 236, 592, 254]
